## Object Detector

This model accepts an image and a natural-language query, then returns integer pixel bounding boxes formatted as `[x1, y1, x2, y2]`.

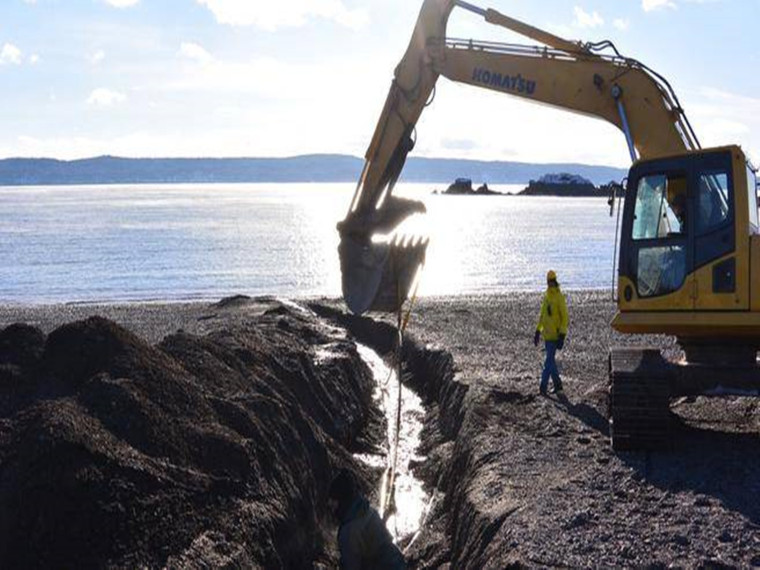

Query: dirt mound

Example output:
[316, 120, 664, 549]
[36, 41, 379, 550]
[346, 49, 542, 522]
[0, 304, 382, 568]
[213, 294, 255, 309]
[0, 323, 46, 367]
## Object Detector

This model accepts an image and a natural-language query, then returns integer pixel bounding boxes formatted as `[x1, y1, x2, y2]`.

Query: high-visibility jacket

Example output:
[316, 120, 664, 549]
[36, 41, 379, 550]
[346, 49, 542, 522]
[536, 286, 568, 342]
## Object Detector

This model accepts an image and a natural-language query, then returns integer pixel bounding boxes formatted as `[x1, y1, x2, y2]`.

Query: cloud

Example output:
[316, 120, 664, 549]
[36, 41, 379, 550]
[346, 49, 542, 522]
[643, 0, 723, 10]
[169, 55, 339, 100]
[686, 87, 760, 162]
[613, 18, 630, 31]
[87, 88, 127, 107]
[412, 82, 631, 167]
[196, 0, 369, 31]
[4, 124, 351, 159]
[89, 50, 106, 65]
[29, 54, 40, 65]
[441, 138, 478, 151]
[179, 42, 214, 65]
[103, 0, 140, 7]
[642, 0, 677, 11]
[573, 6, 604, 28]
[10, 135, 108, 159]
[0, 43, 23, 65]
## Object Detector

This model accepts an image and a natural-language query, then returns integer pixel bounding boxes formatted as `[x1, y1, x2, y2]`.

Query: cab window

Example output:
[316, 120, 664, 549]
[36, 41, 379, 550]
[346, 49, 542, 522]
[747, 167, 759, 232]
[637, 245, 687, 298]
[695, 171, 730, 235]
[632, 173, 688, 240]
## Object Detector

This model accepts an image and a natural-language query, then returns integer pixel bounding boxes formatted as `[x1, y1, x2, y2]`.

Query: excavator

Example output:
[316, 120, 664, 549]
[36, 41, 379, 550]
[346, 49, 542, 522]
[337, 0, 760, 450]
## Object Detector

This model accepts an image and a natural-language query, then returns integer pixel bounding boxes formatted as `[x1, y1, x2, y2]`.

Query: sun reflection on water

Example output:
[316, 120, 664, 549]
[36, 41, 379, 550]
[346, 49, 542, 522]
[0, 182, 615, 303]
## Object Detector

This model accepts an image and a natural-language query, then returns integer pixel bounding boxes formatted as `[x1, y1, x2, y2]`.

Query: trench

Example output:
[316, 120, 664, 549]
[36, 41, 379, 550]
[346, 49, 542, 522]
[289, 299, 436, 547]
[308, 302, 468, 565]
[354, 343, 430, 544]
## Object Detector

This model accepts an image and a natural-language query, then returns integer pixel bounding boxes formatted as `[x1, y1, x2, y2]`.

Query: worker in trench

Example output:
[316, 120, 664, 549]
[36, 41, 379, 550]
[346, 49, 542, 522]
[534, 269, 568, 396]
[328, 469, 407, 569]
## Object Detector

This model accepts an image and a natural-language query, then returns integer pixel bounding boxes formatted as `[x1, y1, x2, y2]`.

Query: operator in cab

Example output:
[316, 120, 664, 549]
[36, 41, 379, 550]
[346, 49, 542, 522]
[667, 182, 687, 232]
[534, 270, 568, 396]
[328, 469, 407, 570]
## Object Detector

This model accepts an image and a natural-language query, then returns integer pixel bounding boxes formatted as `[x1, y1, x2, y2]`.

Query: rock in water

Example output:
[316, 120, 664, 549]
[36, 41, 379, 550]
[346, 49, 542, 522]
[520, 172, 599, 197]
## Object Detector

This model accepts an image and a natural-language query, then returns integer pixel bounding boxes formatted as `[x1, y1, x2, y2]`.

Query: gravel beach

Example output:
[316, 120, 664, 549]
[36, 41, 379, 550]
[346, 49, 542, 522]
[399, 291, 760, 568]
[1, 291, 758, 567]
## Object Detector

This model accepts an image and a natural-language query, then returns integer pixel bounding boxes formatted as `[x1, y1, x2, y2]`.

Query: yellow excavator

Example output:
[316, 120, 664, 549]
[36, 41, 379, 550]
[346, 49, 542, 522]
[337, 0, 760, 450]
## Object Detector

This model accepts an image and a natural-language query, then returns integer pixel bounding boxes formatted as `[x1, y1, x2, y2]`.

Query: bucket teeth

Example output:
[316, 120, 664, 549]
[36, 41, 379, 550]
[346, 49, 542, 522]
[339, 233, 428, 315]
[339, 195, 429, 315]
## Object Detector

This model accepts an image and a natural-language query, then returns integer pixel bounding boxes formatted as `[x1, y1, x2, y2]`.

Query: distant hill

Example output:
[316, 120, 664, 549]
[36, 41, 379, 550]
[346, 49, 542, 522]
[0, 154, 627, 187]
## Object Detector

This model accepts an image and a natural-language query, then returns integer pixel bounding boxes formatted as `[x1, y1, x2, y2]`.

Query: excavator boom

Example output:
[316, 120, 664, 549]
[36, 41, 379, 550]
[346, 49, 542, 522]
[439, 39, 695, 160]
[340, 0, 760, 452]
[345, 0, 451, 221]
[339, 0, 700, 315]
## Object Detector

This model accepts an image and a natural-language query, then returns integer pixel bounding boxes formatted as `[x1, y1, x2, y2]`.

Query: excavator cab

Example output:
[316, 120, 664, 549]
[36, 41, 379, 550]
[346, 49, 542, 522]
[614, 146, 757, 328]
[610, 146, 760, 449]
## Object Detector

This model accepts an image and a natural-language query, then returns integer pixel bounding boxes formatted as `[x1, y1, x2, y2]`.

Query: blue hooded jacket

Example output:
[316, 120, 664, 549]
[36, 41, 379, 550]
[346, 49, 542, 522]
[338, 497, 406, 570]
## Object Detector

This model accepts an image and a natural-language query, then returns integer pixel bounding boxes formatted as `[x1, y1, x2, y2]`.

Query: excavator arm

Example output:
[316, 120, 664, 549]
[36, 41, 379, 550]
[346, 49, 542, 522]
[339, 0, 700, 315]
[342, 0, 452, 227]
[439, 39, 694, 160]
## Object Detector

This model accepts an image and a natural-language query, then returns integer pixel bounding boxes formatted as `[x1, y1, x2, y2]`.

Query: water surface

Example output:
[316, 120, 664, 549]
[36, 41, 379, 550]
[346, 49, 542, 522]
[0, 183, 617, 303]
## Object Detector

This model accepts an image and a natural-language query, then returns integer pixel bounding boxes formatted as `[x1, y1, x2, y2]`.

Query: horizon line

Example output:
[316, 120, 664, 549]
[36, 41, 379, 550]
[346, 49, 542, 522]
[0, 153, 628, 168]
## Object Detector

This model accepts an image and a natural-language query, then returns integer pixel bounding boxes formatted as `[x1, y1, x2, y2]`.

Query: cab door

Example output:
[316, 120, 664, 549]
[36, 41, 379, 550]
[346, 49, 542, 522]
[691, 150, 746, 310]
[619, 157, 695, 311]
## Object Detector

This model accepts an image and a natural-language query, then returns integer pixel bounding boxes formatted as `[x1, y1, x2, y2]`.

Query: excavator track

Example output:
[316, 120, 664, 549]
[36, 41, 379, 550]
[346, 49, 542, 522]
[609, 348, 673, 451]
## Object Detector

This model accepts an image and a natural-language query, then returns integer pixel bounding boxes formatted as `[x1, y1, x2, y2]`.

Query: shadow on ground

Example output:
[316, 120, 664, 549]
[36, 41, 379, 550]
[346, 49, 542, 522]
[552, 392, 610, 436]
[610, 412, 760, 525]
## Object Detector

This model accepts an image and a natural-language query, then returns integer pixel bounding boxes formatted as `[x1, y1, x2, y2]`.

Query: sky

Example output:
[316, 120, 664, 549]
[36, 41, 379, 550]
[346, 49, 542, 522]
[0, 0, 759, 167]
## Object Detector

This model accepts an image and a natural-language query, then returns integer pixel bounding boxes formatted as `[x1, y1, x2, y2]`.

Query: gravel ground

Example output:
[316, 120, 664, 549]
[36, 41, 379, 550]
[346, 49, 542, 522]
[0, 301, 229, 344]
[0, 296, 333, 344]
[402, 290, 760, 568]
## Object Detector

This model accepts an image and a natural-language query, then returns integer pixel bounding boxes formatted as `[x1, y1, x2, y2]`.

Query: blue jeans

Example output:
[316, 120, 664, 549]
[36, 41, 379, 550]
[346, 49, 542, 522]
[541, 341, 563, 393]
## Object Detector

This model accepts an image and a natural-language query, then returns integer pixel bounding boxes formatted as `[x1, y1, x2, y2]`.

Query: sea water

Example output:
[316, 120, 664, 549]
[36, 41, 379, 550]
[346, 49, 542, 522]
[0, 183, 617, 304]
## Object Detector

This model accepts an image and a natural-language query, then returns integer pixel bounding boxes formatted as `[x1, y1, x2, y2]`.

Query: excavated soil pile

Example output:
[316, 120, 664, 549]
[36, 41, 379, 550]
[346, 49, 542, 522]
[0, 301, 383, 568]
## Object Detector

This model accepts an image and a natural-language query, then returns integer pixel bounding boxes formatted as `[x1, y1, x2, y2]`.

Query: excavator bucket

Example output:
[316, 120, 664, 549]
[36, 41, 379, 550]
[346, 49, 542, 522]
[338, 190, 428, 315]
[339, 233, 428, 315]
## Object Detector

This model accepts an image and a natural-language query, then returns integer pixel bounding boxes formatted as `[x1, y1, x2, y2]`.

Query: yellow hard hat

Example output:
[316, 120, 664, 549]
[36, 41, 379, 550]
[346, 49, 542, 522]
[547, 270, 557, 281]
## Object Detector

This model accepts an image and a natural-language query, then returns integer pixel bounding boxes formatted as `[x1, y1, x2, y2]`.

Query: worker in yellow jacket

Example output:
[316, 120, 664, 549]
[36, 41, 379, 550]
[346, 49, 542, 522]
[534, 270, 568, 396]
